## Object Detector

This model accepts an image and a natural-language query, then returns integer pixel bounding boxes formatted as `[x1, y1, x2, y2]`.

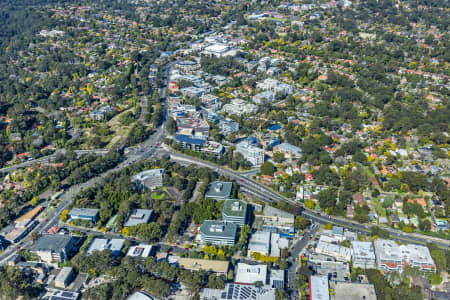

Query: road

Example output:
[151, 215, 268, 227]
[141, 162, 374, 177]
[162, 149, 450, 250]
[0, 61, 174, 265]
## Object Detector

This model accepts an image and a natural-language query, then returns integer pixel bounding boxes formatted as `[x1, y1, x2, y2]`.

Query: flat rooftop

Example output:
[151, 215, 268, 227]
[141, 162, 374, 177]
[222, 199, 247, 217]
[331, 282, 377, 300]
[374, 239, 434, 265]
[32, 235, 74, 253]
[263, 205, 294, 219]
[200, 220, 237, 239]
[351, 241, 375, 259]
[310, 276, 329, 300]
[206, 181, 233, 199]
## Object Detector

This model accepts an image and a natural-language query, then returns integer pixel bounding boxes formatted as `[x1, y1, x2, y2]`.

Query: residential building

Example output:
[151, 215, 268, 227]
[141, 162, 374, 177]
[87, 238, 125, 256]
[256, 79, 294, 96]
[124, 209, 153, 227]
[200, 283, 275, 300]
[235, 140, 263, 166]
[219, 118, 239, 135]
[222, 98, 257, 116]
[55, 267, 75, 289]
[222, 199, 248, 226]
[309, 275, 329, 300]
[181, 86, 204, 98]
[175, 60, 200, 72]
[68, 208, 99, 223]
[131, 169, 164, 191]
[178, 258, 229, 276]
[235, 263, 267, 285]
[351, 241, 376, 269]
[253, 91, 275, 104]
[31, 235, 77, 263]
[206, 181, 233, 200]
[374, 239, 435, 272]
[126, 244, 153, 258]
[273, 142, 302, 158]
[330, 282, 377, 300]
[200, 220, 238, 246]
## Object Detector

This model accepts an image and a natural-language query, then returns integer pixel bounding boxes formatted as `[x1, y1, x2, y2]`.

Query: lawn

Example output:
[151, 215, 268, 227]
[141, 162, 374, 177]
[151, 191, 166, 200]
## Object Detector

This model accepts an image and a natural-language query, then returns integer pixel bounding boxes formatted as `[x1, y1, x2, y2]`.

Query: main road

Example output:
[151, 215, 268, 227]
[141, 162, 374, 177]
[161, 149, 450, 250]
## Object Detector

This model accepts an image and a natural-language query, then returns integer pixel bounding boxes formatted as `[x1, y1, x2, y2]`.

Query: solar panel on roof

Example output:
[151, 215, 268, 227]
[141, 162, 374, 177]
[61, 292, 73, 297]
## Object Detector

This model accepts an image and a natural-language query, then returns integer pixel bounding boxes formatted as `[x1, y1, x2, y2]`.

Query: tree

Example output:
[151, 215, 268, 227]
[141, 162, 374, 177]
[60, 209, 69, 222]
[30, 196, 39, 206]
[167, 117, 177, 135]
[294, 216, 311, 230]
[318, 188, 337, 211]
[419, 219, 431, 232]
[305, 200, 314, 209]
[273, 152, 285, 163]
[260, 161, 275, 176]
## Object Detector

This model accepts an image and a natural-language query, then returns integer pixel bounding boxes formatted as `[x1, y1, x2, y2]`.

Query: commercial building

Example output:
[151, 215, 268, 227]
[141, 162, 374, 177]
[351, 241, 376, 269]
[262, 206, 295, 228]
[374, 239, 435, 272]
[330, 282, 377, 300]
[5, 220, 38, 243]
[308, 254, 350, 282]
[309, 275, 329, 300]
[55, 267, 75, 289]
[248, 231, 271, 257]
[68, 208, 99, 223]
[235, 263, 267, 285]
[273, 143, 302, 158]
[222, 199, 248, 226]
[200, 220, 238, 246]
[131, 169, 164, 191]
[42, 289, 80, 300]
[178, 258, 229, 276]
[31, 235, 77, 263]
[126, 244, 154, 258]
[315, 236, 351, 262]
[200, 283, 275, 300]
[235, 140, 264, 166]
[270, 233, 289, 258]
[174, 134, 224, 156]
[127, 291, 159, 300]
[124, 209, 153, 227]
[87, 238, 125, 256]
[202, 44, 237, 57]
[206, 181, 233, 200]
[270, 269, 285, 289]
[248, 231, 288, 258]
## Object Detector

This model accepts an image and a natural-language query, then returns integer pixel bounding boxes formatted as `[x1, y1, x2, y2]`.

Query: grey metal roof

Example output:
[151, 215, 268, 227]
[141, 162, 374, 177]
[124, 209, 153, 227]
[32, 235, 74, 253]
